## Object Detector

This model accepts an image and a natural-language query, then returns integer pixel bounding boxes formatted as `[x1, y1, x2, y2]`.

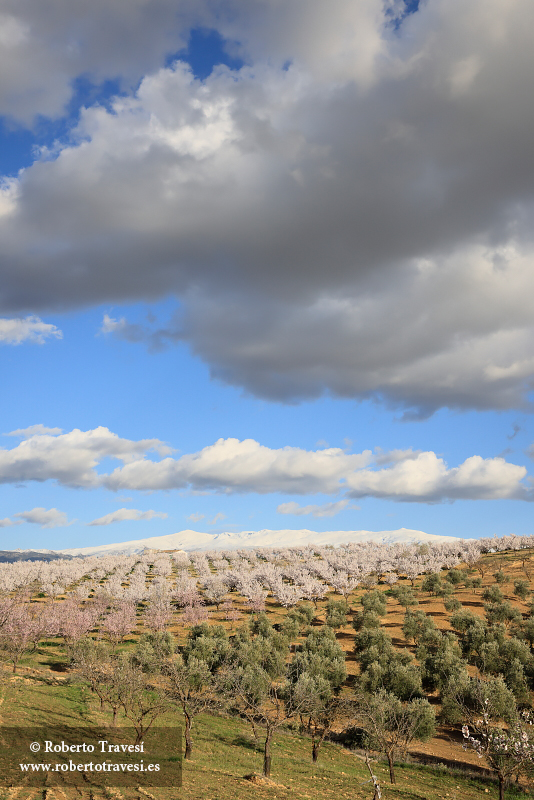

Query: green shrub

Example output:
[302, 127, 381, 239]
[483, 585, 504, 603]
[444, 597, 462, 612]
[513, 580, 530, 601]
[361, 589, 387, 617]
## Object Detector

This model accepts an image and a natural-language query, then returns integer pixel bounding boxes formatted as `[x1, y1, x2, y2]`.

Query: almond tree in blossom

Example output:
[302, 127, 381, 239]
[182, 605, 209, 626]
[329, 571, 359, 598]
[41, 582, 65, 600]
[174, 579, 203, 608]
[145, 595, 174, 633]
[46, 597, 99, 644]
[203, 577, 228, 610]
[102, 601, 137, 645]
[0, 602, 48, 673]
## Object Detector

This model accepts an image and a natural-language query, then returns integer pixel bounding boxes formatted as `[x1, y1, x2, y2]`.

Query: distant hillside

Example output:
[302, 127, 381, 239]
[0, 550, 73, 563]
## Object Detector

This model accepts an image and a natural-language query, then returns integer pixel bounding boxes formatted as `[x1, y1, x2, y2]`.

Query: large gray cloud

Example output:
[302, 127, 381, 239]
[1, 1, 534, 412]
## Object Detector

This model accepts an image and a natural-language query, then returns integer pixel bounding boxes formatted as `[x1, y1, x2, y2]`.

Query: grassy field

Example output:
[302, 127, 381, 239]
[0, 676, 514, 800]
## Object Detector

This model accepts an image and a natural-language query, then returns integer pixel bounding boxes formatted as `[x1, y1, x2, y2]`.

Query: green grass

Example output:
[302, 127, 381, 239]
[0, 675, 519, 800]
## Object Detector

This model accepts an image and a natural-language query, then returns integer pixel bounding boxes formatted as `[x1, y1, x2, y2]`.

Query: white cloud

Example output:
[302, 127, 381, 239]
[100, 314, 126, 335]
[0, 317, 62, 345]
[103, 437, 373, 494]
[88, 508, 168, 526]
[0, 3, 533, 412]
[208, 512, 226, 525]
[14, 507, 71, 528]
[0, 425, 530, 503]
[187, 512, 205, 522]
[0, 426, 171, 488]
[346, 452, 528, 503]
[6, 425, 63, 437]
[0, 517, 17, 528]
[277, 500, 352, 518]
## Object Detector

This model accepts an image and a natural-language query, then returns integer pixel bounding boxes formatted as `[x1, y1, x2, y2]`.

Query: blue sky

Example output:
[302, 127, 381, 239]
[1, 2, 534, 549]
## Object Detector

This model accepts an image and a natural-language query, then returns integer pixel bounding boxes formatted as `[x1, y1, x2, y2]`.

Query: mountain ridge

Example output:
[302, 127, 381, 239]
[46, 527, 463, 557]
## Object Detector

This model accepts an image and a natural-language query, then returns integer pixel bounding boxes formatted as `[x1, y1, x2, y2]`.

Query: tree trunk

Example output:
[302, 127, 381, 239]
[184, 714, 193, 760]
[364, 752, 381, 800]
[263, 730, 273, 777]
[135, 728, 144, 746]
[250, 717, 260, 744]
[112, 706, 118, 726]
[387, 752, 396, 784]
[311, 726, 327, 763]
[498, 773, 504, 800]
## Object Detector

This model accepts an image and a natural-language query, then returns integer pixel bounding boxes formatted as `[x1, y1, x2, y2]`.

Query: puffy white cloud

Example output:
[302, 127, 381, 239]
[277, 500, 352, 518]
[0, 2, 533, 411]
[103, 437, 372, 494]
[346, 452, 529, 502]
[0, 426, 171, 488]
[14, 507, 71, 528]
[0, 317, 62, 345]
[0, 517, 17, 528]
[0, 426, 530, 503]
[88, 508, 168, 526]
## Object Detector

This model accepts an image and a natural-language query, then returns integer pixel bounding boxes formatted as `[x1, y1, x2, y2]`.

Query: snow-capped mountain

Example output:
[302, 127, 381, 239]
[55, 527, 461, 557]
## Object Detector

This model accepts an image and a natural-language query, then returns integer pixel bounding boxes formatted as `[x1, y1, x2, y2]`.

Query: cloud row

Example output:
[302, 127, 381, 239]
[0, 426, 532, 503]
[0, 2, 534, 412]
[0, 505, 167, 528]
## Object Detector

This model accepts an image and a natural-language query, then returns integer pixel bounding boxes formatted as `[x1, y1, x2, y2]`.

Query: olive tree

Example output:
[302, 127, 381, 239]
[286, 626, 347, 762]
[353, 689, 435, 784]
[222, 614, 302, 777]
[164, 624, 229, 759]
[354, 627, 423, 700]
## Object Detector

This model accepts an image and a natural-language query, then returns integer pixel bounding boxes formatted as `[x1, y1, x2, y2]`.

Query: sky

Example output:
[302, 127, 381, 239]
[1, 0, 534, 550]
